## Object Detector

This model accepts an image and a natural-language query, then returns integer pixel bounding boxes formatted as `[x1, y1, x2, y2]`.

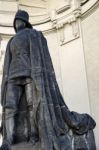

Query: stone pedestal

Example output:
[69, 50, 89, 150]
[12, 142, 40, 150]
[11, 130, 96, 150]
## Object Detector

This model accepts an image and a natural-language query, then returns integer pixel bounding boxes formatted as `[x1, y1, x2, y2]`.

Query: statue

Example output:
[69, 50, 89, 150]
[0, 10, 96, 150]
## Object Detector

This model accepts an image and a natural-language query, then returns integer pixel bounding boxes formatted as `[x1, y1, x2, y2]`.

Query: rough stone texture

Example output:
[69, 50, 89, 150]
[11, 130, 96, 150]
[12, 142, 39, 150]
[0, 0, 98, 148]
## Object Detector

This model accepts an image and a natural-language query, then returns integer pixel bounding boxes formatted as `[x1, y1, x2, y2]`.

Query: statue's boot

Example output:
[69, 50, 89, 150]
[0, 108, 16, 150]
[0, 140, 11, 150]
[29, 110, 39, 145]
[0, 116, 14, 150]
[25, 81, 39, 145]
[5, 115, 15, 145]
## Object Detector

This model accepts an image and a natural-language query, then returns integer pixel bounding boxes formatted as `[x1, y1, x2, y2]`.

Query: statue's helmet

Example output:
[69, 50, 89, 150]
[13, 10, 32, 32]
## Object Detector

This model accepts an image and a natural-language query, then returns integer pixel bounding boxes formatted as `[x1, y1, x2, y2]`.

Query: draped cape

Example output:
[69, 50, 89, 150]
[1, 29, 96, 150]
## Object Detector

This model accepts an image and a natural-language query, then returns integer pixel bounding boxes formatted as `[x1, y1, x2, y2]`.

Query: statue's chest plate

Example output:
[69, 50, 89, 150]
[10, 29, 30, 56]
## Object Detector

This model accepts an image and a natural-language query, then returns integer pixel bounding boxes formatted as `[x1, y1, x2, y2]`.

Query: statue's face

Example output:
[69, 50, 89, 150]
[15, 19, 26, 32]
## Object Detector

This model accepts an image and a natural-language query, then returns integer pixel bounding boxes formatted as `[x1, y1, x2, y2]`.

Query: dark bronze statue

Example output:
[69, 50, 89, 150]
[0, 10, 96, 150]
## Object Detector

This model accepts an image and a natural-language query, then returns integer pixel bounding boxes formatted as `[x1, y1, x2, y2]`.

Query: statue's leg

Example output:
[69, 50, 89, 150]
[5, 109, 16, 144]
[3, 80, 23, 145]
[25, 80, 39, 145]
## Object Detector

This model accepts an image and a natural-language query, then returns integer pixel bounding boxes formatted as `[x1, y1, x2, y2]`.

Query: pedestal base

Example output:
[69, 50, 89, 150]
[12, 142, 40, 150]
[10, 130, 96, 150]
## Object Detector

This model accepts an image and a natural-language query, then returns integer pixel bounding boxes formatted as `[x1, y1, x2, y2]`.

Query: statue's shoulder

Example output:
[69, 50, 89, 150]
[6, 37, 13, 48]
[27, 28, 43, 37]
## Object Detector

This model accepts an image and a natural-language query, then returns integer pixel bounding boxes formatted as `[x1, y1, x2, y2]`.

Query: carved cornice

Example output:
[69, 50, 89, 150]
[0, 0, 71, 26]
[0, 8, 82, 41]
[56, 0, 71, 14]
[81, 0, 99, 19]
[19, 3, 46, 9]
[81, 0, 89, 6]
[49, 8, 81, 45]
[0, 0, 98, 36]
[56, 5, 70, 14]
[0, 0, 18, 1]
[0, 10, 16, 14]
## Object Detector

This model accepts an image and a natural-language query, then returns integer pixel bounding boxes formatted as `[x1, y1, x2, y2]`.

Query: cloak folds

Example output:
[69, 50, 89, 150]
[1, 29, 96, 150]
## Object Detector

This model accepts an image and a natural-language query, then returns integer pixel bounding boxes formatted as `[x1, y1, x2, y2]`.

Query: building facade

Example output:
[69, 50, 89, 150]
[0, 0, 99, 149]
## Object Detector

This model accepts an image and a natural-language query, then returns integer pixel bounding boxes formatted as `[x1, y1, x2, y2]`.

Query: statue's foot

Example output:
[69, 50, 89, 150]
[0, 140, 11, 150]
[30, 136, 39, 145]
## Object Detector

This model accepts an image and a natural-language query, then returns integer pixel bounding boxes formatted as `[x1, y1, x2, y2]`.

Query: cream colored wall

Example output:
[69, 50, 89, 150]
[59, 29, 90, 113]
[82, 7, 99, 149]
[44, 27, 90, 114]
[44, 31, 63, 93]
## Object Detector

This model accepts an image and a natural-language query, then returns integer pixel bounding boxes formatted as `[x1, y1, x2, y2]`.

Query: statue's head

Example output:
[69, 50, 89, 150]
[14, 10, 32, 32]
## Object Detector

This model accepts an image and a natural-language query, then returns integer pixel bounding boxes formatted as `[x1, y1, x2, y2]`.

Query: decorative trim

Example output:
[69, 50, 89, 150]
[0, 0, 91, 27]
[0, 33, 13, 39]
[0, 10, 16, 14]
[0, 8, 81, 44]
[0, 0, 18, 1]
[81, 1, 99, 20]
[0, 15, 51, 26]
[0, 0, 98, 37]
[56, 4, 71, 14]
[50, 10, 57, 27]
[50, 10, 80, 46]
[72, 21, 79, 37]
[58, 20, 80, 46]
[19, 4, 46, 9]
[81, 0, 89, 6]
[56, 0, 71, 14]
[73, 8, 82, 18]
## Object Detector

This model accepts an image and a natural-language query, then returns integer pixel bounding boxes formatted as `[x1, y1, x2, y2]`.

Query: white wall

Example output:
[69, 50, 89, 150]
[44, 21, 90, 114]
[82, 7, 99, 149]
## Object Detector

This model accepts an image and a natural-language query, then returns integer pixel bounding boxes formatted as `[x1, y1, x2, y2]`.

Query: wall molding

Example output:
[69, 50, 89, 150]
[0, 0, 98, 40]
[81, 0, 89, 6]
[56, 0, 71, 14]
[81, 0, 99, 20]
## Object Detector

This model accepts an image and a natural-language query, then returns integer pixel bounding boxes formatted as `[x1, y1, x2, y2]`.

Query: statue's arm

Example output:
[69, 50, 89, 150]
[1, 39, 12, 106]
[0, 39, 12, 135]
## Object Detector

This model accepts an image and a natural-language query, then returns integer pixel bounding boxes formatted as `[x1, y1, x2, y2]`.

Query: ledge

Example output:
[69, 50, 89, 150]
[0, 0, 98, 35]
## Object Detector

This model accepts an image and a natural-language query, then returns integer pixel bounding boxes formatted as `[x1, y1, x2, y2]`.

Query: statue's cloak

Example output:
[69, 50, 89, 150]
[1, 29, 96, 150]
